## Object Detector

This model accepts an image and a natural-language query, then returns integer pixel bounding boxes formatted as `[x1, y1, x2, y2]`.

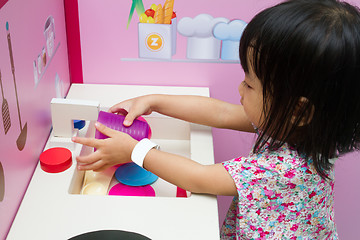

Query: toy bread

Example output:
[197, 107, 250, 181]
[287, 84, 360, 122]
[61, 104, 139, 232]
[154, 4, 164, 24]
[164, 0, 174, 24]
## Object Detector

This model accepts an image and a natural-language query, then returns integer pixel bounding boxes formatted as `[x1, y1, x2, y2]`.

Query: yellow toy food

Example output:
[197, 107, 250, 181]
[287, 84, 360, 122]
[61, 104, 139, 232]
[154, 4, 164, 24]
[147, 17, 155, 23]
[139, 13, 148, 23]
[163, 0, 174, 24]
[151, 3, 158, 11]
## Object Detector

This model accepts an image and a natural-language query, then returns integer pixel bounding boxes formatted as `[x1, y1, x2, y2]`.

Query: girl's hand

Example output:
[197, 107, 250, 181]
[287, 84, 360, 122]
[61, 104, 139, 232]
[72, 122, 138, 172]
[109, 95, 155, 127]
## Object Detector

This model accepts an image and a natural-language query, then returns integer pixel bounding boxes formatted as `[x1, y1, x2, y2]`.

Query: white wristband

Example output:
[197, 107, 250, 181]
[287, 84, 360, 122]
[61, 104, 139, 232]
[131, 139, 159, 168]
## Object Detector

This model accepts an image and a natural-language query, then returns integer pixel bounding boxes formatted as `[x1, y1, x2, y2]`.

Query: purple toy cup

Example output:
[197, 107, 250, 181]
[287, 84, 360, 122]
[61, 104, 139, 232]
[95, 111, 151, 141]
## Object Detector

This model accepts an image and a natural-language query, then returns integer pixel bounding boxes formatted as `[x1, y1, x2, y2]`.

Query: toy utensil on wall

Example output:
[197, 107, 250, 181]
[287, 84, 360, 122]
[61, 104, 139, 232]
[0, 70, 11, 134]
[0, 161, 4, 202]
[6, 22, 27, 151]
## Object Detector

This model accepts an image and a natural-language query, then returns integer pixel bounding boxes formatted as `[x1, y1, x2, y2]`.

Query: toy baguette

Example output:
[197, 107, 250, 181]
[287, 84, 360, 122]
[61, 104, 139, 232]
[164, 0, 174, 24]
[154, 4, 164, 24]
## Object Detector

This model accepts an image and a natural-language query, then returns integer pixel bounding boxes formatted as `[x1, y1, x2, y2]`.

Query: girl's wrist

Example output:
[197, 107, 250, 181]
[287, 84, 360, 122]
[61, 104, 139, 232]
[148, 94, 164, 113]
[131, 139, 160, 168]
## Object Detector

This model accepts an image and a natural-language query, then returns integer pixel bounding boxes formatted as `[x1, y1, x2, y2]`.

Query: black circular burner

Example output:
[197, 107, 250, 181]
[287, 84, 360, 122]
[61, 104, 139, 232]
[69, 230, 151, 240]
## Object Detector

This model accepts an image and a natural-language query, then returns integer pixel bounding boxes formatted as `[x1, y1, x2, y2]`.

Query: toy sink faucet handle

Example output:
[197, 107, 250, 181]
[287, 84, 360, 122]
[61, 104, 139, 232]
[95, 111, 151, 141]
[51, 98, 100, 138]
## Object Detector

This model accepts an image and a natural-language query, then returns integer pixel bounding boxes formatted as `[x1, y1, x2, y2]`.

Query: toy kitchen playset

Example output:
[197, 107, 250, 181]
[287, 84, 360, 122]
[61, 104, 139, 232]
[7, 84, 220, 239]
[1, 0, 359, 239]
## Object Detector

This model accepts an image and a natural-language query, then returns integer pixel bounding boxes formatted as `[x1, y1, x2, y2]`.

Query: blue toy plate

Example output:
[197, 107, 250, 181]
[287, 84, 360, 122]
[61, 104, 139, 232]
[115, 162, 158, 186]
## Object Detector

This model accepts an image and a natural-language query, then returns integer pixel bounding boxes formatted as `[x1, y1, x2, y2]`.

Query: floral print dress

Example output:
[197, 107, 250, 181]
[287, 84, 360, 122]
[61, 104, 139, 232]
[221, 142, 338, 239]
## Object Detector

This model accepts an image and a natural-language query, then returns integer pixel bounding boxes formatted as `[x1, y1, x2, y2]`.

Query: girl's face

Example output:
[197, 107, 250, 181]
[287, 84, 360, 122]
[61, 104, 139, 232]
[238, 65, 265, 129]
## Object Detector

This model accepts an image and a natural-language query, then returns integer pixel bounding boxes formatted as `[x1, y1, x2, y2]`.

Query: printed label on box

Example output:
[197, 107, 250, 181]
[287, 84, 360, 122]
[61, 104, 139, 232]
[145, 33, 164, 52]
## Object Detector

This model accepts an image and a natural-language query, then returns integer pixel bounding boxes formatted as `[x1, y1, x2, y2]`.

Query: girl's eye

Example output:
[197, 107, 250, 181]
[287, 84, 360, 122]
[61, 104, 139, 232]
[242, 81, 252, 89]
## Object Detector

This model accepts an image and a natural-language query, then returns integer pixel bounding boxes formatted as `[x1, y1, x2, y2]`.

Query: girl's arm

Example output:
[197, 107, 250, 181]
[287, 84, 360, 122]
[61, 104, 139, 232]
[143, 148, 238, 196]
[110, 94, 255, 133]
[72, 122, 238, 196]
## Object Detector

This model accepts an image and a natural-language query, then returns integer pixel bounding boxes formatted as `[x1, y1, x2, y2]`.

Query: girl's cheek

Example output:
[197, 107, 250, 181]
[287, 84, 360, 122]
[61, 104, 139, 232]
[238, 83, 245, 97]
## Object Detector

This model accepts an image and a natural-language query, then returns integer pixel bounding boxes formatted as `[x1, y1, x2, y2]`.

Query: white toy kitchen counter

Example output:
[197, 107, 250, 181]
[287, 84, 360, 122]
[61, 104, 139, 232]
[7, 84, 219, 240]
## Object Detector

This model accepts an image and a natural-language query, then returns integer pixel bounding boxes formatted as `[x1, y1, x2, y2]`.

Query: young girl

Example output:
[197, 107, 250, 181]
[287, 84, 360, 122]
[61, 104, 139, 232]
[72, 0, 360, 239]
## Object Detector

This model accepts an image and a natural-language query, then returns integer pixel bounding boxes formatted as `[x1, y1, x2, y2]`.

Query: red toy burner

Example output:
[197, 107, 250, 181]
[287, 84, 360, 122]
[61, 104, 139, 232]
[40, 147, 72, 173]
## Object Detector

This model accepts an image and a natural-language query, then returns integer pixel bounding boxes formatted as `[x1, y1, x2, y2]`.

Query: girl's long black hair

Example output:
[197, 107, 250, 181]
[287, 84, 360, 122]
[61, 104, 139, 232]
[239, 0, 360, 179]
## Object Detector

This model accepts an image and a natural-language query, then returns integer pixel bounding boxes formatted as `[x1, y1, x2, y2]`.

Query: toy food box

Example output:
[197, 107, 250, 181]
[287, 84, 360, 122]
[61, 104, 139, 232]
[138, 1, 177, 59]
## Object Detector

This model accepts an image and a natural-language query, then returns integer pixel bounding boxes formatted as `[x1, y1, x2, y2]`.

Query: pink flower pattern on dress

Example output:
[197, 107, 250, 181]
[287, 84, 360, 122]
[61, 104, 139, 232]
[220, 142, 338, 239]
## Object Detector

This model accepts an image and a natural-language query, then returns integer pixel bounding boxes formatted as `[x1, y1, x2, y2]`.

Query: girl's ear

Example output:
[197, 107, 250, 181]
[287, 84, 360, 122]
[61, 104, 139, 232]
[291, 97, 315, 127]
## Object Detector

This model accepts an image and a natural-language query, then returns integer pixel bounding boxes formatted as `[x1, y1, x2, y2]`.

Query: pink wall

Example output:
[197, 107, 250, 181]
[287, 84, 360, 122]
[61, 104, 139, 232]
[78, 0, 279, 87]
[77, 0, 360, 238]
[0, 0, 71, 238]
